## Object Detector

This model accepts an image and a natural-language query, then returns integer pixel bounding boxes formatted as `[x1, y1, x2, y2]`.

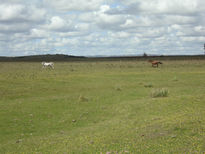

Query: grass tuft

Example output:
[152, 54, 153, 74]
[151, 88, 169, 98]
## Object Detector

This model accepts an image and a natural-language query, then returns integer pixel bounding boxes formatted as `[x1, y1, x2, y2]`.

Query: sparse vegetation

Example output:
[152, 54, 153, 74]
[0, 60, 205, 153]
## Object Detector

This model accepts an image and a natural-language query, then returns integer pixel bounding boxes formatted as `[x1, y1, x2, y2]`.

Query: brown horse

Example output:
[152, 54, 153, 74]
[148, 60, 163, 67]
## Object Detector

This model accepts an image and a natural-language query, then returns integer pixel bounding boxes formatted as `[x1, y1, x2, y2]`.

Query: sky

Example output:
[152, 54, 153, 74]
[0, 0, 205, 56]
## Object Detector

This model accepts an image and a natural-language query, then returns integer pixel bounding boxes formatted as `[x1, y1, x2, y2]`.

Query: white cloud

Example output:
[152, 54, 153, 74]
[0, 4, 46, 23]
[0, 24, 26, 34]
[116, 0, 204, 15]
[110, 31, 131, 39]
[0, 4, 25, 21]
[75, 23, 90, 31]
[30, 28, 49, 39]
[94, 5, 127, 30]
[78, 12, 96, 22]
[43, 0, 104, 11]
[47, 16, 74, 32]
[140, 0, 198, 15]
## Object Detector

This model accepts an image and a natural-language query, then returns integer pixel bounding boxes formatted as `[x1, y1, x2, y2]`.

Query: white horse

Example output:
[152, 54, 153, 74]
[42, 62, 54, 69]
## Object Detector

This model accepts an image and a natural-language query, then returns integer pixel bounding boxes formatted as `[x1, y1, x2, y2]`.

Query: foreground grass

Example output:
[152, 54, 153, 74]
[0, 60, 205, 153]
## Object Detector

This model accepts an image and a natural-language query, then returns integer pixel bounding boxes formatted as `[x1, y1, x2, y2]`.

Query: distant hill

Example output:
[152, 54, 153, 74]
[0, 54, 86, 62]
[0, 54, 205, 62]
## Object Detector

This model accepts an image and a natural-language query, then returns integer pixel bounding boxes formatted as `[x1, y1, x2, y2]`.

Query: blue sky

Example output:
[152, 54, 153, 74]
[0, 0, 205, 56]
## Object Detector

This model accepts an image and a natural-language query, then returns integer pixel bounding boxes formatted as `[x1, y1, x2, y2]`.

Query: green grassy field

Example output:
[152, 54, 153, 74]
[0, 60, 205, 153]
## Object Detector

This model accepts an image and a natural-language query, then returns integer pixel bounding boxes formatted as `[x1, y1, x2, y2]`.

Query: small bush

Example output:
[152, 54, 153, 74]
[151, 88, 169, 98]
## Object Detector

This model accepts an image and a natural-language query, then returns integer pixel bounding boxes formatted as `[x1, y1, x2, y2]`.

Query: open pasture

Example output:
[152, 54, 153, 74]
[0, 60, 205, 153]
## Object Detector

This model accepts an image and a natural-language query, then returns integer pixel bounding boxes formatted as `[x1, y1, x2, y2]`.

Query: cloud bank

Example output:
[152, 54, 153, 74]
[0, 0, 205, 56]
